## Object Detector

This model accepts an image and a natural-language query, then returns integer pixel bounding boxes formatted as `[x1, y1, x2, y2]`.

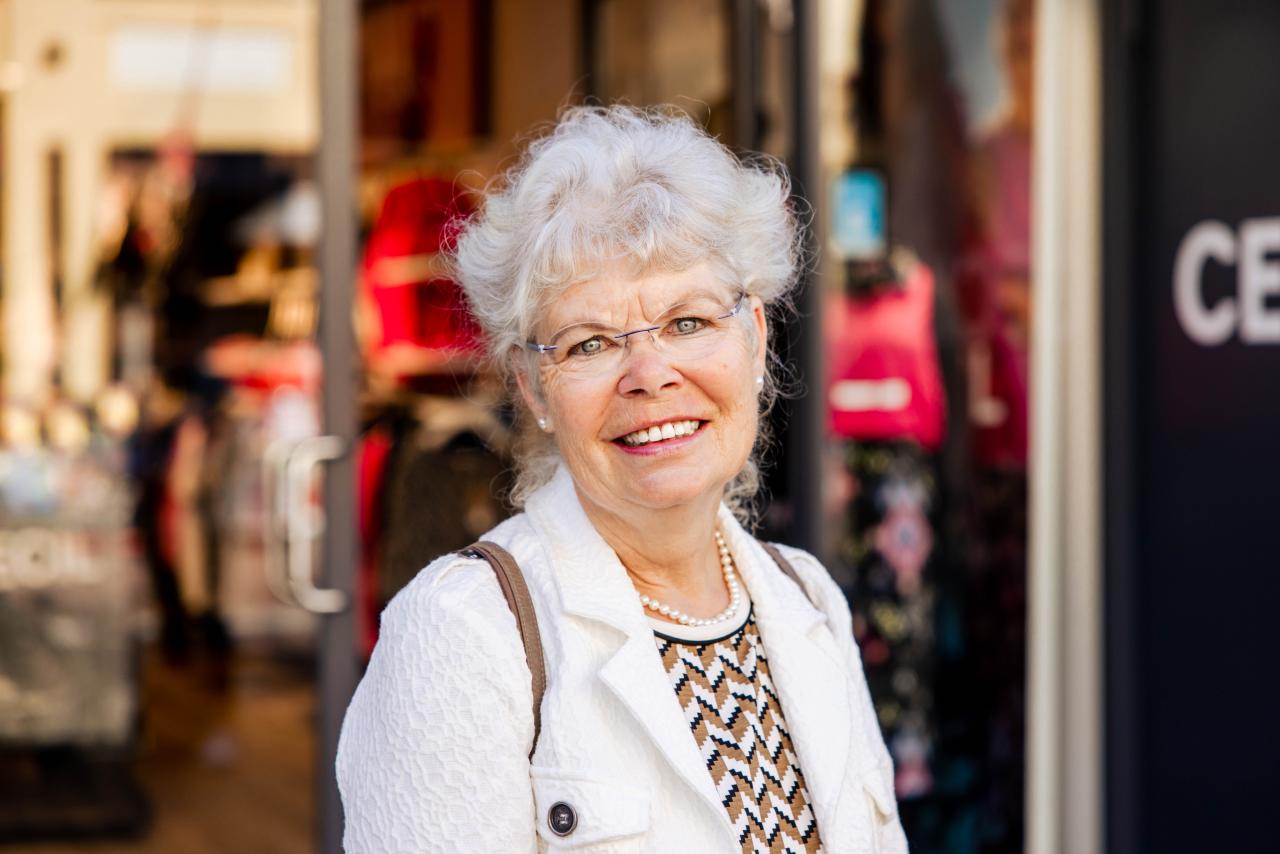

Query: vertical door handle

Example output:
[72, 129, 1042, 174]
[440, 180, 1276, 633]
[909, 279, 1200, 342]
[284, 435, 349, 614]
[262, 437, 299, 607]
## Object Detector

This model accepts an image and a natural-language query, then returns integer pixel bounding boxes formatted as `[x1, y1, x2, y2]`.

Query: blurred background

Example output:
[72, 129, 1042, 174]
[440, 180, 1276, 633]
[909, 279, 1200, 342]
[0, 1, 1277, 852]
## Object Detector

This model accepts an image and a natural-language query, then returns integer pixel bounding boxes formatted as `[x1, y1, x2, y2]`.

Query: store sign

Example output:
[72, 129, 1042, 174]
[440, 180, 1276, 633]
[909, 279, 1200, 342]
[1107, 1, 1280, 851]
[1174, 217, 1280, 345]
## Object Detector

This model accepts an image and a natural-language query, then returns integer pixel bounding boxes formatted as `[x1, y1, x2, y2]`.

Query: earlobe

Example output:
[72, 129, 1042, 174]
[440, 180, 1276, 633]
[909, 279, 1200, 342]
[512, 352, 550, 430]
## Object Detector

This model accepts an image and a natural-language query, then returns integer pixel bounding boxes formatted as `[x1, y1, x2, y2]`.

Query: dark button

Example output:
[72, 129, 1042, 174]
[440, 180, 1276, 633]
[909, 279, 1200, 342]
[547, 801, 577, 836]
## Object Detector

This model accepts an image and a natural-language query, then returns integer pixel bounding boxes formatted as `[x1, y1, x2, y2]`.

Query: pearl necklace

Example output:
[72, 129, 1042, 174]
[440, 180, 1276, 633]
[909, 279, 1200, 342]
[639, 531, 743, 627]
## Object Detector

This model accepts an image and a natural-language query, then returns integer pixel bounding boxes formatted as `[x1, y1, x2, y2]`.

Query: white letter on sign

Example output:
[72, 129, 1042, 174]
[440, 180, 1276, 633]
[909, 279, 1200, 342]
[1239, 217, 1280, 344]
[1174, 220, 1236, 346]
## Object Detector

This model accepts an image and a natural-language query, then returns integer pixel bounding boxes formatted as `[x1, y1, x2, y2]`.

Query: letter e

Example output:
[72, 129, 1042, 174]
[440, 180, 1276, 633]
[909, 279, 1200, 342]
[1239, 217, 1280, 344]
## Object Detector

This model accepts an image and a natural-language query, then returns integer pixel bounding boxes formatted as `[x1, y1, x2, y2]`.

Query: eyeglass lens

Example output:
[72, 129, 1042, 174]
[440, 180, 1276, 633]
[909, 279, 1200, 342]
[546, 293, 746, 374]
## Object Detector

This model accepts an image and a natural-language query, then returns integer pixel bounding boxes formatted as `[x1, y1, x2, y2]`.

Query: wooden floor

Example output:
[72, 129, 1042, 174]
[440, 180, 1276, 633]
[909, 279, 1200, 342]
[4, 647, 316, 853]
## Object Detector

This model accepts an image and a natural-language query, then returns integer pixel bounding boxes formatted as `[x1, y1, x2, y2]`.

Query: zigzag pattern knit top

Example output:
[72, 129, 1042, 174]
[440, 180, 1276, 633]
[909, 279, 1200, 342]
[651, 599, 824, 853]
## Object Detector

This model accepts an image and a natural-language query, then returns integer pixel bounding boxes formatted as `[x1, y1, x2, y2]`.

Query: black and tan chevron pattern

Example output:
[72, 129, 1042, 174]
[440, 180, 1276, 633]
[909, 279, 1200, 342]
[655, 610, 823, 853]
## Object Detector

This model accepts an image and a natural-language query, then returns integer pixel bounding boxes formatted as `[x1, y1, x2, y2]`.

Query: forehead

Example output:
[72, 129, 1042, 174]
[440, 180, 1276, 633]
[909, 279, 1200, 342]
[538, 262, 731, 332]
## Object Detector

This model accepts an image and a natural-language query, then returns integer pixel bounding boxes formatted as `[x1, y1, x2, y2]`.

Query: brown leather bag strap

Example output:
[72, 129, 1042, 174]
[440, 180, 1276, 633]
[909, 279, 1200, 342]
[460, 541, 546, 759]
[758, 540, 814, 606]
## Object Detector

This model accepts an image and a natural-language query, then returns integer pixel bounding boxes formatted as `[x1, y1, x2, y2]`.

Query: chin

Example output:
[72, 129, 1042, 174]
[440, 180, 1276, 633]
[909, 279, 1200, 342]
[622, 466, 729, 511]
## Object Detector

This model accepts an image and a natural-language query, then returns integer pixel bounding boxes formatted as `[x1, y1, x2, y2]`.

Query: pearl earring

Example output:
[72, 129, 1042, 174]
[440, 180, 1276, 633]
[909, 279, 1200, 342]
[755, 376, 764, 387]
[537, 417, 548, 431]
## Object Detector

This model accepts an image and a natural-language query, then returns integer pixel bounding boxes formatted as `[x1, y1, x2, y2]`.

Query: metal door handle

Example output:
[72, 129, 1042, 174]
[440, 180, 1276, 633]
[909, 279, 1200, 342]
[262, 437, 299, 607]
[284, 435, 349, 614]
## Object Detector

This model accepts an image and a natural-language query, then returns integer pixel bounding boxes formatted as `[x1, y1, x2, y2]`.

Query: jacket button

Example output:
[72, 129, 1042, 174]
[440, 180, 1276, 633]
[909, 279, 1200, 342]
[547, 801, 577, 836]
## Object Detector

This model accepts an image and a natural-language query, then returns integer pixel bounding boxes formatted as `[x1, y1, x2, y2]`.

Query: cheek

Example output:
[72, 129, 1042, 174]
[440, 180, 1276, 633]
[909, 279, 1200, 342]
[708, 370, 760, 446]
[716, 344, 761, 414]
[544, 381, 607, 443]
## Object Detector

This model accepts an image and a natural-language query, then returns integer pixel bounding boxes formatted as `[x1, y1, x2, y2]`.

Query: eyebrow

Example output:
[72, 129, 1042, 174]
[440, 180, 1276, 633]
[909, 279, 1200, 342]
[544, 288, 729, 342]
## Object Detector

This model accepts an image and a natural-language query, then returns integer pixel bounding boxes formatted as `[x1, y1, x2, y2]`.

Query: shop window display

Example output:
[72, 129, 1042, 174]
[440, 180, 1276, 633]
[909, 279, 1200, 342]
[823, 0, 1035, 850]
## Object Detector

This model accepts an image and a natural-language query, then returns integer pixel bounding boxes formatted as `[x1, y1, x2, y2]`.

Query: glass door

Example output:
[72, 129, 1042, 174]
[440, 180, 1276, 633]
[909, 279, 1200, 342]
[0, 2, 348, 851]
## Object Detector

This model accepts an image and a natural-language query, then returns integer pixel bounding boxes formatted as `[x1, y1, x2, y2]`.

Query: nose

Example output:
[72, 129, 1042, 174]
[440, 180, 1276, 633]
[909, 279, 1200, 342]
[616, 332, 682, 397]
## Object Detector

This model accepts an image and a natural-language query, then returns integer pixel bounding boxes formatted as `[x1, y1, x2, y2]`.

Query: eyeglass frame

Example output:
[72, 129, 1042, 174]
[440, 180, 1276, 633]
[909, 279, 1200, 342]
[524, 290, 750, 361]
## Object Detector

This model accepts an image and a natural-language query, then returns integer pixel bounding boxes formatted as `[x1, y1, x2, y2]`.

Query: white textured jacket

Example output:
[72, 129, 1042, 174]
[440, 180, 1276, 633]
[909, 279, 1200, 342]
[337, 466, 907, 853]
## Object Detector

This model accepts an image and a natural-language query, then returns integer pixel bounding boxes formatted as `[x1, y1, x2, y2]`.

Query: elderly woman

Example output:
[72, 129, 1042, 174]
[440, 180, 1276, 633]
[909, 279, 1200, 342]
[336, 106, 906, 853]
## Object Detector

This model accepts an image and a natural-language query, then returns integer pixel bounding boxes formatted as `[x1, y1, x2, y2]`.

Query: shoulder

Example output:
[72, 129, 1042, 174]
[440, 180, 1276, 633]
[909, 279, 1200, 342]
[339, 514, 542, 766]
[338, 523, 540, 852]
[761, 541, 854, 635]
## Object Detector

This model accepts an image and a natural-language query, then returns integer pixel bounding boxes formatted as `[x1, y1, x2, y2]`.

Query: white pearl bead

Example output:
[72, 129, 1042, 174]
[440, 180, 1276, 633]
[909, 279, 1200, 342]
[636, 529, 746, 627]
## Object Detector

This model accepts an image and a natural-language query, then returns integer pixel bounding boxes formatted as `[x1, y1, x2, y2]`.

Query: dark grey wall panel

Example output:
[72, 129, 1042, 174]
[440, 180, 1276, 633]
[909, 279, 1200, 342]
[1106, 1, 1280, 851]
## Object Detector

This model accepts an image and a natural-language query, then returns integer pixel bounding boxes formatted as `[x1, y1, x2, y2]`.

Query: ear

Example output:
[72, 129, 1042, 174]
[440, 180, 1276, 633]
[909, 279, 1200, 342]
[511, 348, 549, 426]
[749, 295, 768, 378]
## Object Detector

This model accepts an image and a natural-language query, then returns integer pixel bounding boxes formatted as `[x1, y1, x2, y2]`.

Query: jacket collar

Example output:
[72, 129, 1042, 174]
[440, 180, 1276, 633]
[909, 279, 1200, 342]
[525, 467, 854, 842]
[525, 465, 651, 637]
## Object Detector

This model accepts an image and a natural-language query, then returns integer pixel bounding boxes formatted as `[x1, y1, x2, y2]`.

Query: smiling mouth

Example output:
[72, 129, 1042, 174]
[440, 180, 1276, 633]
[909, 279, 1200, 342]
[615, 419, 705, 447]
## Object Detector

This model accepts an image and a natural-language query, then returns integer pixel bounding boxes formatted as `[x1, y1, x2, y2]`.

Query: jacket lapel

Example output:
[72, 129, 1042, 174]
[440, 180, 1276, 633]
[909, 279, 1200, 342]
[525, 469, 732, 835]
[719, 511, 854, 842]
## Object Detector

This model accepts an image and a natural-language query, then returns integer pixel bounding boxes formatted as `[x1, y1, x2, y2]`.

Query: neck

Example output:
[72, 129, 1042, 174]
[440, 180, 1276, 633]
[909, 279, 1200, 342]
[575, 486, 730, 619]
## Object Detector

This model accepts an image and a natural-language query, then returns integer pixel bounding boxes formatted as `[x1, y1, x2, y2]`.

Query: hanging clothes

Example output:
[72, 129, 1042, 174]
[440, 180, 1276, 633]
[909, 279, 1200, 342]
[360, 177, 482, 359]
[825, 258, 947, 452]
[372, 396, 513, 617]
[834, 442, 940, 800]
[824, 255, 979, 820]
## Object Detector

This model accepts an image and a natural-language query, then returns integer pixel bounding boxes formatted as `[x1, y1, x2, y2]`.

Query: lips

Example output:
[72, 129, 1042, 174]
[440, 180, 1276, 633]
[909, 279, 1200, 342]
[615, 419, 705, 447]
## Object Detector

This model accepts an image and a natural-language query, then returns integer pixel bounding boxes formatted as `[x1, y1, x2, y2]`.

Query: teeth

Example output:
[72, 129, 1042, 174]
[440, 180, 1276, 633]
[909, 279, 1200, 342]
[621, 420, 701, 446]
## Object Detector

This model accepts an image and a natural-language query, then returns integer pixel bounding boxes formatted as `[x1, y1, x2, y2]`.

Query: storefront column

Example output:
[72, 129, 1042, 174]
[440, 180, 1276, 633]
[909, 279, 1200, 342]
[1027, 0, 1103, 852]
[315, 0, 359, 851]
[787, 0, 824, 554]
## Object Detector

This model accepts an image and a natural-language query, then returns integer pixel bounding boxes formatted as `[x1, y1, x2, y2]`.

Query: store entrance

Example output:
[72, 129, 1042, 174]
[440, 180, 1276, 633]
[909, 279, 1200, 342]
[0, 150, 342, 854]
[0, 2, 350, 849]
[0, 0, 585, 850]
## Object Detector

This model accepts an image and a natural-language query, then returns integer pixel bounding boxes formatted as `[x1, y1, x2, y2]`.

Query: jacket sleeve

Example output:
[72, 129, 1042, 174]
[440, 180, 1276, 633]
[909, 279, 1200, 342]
[336, 555, 537, 853]
[785, 547, 910, 854]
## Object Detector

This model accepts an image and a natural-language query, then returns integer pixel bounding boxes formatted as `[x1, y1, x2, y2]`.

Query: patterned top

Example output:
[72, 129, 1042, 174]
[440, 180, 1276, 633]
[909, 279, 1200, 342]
[652, 605, 823, 853]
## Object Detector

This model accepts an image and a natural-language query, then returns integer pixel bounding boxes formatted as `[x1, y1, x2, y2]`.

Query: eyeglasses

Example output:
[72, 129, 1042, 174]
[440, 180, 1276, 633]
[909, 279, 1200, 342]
[526, 291, 749, 378]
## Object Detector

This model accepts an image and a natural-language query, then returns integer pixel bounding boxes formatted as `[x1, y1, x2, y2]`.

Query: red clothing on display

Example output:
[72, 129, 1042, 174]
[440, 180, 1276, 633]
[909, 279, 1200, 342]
[361, 177, 482, 355]
[825, 262, 947, 451]
[357, 427, 394, 657]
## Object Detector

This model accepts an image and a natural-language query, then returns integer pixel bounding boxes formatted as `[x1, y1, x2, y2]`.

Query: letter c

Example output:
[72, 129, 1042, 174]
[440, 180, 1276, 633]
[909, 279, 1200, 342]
[1173, 220, 1237, 346]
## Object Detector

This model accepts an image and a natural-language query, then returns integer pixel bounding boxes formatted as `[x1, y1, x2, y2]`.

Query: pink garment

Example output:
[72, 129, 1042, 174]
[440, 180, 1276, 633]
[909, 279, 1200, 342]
[980, 125, 1032, 282]
[825, 262, 947, 450]
[357, 427, 394, 658]
[956, 122, 1032, 468]
[361, 177, 481, 354]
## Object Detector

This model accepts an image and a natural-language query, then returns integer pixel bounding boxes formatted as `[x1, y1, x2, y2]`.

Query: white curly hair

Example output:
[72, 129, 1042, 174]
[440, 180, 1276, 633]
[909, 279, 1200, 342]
[448, 104, 804, 519]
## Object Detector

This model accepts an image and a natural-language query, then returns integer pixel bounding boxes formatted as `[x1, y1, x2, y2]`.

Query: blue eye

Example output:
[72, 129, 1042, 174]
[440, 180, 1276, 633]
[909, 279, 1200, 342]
[670, 317, 707, 335]
[568, 336, 609, 357]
